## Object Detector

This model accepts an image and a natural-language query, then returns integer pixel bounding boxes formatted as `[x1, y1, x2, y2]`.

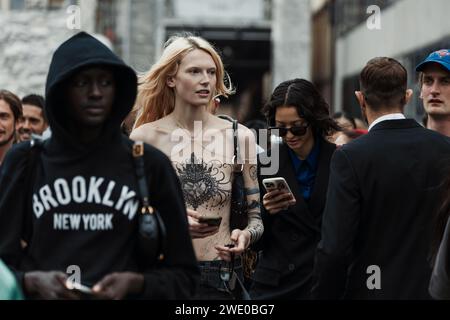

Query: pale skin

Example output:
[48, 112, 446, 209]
[0, 99, 17, 165]
[420, 64, 450, 137]
[131, 49, 260, 261]
[334, 132, 353, 146]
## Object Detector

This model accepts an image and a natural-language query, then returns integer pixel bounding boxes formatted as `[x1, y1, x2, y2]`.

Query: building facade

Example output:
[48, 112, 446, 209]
[0, 0, 99, 96]
[312, 0, 450, 121]
[1, 0, 313, 123]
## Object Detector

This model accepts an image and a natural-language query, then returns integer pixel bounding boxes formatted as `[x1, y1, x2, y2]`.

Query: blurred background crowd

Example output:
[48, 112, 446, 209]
[0, 0, 449, 136]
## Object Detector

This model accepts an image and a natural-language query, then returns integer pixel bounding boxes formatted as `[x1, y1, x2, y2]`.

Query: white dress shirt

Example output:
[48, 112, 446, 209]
[368, 113, 406, 131]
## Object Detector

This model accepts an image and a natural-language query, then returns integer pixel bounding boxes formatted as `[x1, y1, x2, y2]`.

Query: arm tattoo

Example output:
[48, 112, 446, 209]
[247, 200, 261, 210]
[249, 165, 257, 181]
[246, 212, 263, 244]
[245, 188, 260, 195]
[245, 200, 263, 244]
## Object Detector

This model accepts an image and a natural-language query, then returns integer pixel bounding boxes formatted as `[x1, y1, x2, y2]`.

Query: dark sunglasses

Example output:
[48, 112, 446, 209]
[269, 123, 310, 137]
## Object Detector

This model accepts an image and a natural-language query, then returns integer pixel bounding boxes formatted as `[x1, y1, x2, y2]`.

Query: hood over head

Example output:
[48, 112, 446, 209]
[45, 32, 137, 152]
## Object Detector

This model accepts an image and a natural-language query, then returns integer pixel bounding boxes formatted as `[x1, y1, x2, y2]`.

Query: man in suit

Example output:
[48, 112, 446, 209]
[312, 57, 450, 299]
[250, 79, 339, 299]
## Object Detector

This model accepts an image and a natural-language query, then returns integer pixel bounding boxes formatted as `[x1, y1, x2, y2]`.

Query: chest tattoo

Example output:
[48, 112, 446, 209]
[175, 153, 232, 211]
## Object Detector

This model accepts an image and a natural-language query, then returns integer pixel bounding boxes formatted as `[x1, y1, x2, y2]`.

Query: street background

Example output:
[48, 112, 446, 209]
[0, 0, 449, 123]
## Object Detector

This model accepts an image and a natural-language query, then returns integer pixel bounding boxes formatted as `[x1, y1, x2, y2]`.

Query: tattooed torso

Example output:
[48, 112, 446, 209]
[174, 153, 232, 212]
[130, 116, 263, 261]
[172, 152, 235, 260]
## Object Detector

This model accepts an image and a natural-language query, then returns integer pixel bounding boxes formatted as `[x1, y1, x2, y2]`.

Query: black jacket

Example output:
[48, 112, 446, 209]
[313, 119, 450, 299]
[0, 32, 199, 299]
[251, 139, 336, 299]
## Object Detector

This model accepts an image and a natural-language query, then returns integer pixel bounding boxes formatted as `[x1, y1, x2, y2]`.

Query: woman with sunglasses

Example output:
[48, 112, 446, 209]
[250, 78, 340, 299]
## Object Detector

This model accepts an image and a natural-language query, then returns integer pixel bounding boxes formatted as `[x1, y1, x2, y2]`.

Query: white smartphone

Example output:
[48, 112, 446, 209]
[262, 177, 294, 197]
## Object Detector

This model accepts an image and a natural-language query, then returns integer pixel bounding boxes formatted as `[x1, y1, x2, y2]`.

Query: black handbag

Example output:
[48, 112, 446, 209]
[132, 141, 167, 266]
[228, 119, 258, 295]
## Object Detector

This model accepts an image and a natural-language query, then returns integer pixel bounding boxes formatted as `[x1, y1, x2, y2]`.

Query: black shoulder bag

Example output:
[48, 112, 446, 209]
[132, 141, 167, 267]
[230, 119, 248, 230]
[22, 139, 45, 246]
[228, 119, 255, 299]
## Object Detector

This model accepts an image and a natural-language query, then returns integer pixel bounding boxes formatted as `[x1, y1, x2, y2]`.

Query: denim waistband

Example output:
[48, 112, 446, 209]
[198, 258, 242, 290]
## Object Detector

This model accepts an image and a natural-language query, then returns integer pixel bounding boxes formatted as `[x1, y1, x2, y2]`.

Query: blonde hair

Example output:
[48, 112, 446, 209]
[133, 34, 234, 128]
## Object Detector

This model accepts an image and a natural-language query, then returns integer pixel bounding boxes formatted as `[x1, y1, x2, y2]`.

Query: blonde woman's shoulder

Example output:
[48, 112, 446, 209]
[237, 122, 256, 137]
[130, 118, 173, 145]
[211, 116, 257, 163]
[210, 114, 234, 130]
[211, 115, 256, 141]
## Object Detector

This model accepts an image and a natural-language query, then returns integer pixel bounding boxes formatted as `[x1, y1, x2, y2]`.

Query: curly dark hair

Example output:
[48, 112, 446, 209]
[262, 78, 340, 138]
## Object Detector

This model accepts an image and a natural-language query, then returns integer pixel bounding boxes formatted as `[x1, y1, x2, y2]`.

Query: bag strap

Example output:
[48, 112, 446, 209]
[232, 120, 243, 173]
[217, 115, 243, 172]
[26, 139, 44, 177]
[131, 141, 167, 261]
[132, 142, 153, 214]
[23, 139, 44, 242]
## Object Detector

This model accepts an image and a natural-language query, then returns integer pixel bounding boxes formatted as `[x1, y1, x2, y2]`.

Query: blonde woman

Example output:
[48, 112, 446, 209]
[130, 34, 263, 299]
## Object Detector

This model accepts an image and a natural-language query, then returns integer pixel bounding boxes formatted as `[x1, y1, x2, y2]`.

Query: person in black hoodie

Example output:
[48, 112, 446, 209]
[0, 32, 199, 299]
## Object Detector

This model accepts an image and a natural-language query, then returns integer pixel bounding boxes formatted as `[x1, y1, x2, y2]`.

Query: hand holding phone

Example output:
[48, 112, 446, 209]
[198, 215, 222, 227]
[262, 177, 296, 214]
[187, 209, 221, 239]
[262, 177, 294, 195]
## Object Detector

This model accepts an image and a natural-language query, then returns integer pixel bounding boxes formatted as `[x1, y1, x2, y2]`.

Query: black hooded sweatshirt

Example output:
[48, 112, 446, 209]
[0, 32, 199, 299]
